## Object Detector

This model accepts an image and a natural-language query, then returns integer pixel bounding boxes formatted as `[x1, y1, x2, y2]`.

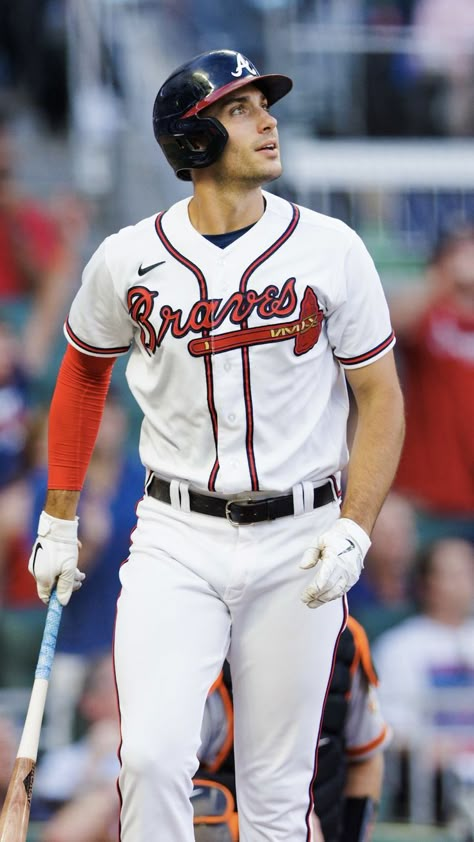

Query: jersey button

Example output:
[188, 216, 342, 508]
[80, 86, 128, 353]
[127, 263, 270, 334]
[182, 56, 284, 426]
[228, 413, 236, 423]
[224, 362, 231, 372]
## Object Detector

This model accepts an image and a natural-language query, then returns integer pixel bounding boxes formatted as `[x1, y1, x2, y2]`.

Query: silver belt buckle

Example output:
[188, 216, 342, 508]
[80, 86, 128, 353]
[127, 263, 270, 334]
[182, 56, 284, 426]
[225, 496, 253, 526]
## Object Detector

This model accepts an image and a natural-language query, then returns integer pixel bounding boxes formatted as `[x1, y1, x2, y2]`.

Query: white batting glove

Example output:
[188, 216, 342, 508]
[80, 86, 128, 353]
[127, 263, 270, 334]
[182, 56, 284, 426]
[300, 518, 371, 609]
[28, 511, 85, 606]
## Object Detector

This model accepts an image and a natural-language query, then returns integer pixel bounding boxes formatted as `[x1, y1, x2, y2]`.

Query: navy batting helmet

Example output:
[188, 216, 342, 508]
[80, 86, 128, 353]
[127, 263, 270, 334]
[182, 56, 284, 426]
[152, 49, 293, 181]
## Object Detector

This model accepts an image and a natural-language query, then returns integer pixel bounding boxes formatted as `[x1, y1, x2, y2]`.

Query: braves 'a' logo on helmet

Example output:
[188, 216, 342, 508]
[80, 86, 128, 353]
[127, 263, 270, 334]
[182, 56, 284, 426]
[231, 53, 258, 78]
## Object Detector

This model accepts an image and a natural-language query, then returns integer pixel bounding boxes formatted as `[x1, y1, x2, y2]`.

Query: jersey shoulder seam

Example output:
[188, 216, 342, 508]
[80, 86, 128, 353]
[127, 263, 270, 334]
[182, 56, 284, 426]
[296, 205, 358, 242]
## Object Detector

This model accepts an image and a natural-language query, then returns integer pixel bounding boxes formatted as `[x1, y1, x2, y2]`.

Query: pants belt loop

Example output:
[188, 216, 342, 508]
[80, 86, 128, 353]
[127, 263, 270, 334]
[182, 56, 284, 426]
[302, 481, 314, 513]
[179, 481, 191, 513]
[328, 474, 341, 504]
[144, 471, 154, 494]
[292, 483, 305, 517]
[169, 479, 181, 510]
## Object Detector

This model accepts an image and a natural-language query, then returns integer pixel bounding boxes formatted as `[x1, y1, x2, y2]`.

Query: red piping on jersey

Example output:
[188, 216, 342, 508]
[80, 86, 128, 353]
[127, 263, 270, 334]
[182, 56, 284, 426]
[337, 331, 395, 367]
[155, 211, 220, 491]
[305, 597, 348, 841]
[65, 318, 130, 356]
[238, 203, 300, 491]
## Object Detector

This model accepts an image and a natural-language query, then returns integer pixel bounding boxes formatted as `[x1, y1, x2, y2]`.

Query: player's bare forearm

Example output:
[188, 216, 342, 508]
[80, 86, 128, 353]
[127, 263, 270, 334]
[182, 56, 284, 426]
[342, 352, 405, 535]
[345, 753, 384, 801]
[44, 489, 81, 520]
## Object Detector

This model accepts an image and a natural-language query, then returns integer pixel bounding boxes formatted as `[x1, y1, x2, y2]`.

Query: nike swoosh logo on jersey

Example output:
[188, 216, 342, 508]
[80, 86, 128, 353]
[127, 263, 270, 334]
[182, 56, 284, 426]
[137, 260, 165, 276]
[32, 542, 43, 574]
[338, 539, 356, 557]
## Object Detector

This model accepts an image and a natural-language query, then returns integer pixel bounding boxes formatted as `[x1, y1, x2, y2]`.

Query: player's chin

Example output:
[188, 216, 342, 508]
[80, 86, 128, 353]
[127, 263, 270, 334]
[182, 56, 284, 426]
[258, 159, 283, 184]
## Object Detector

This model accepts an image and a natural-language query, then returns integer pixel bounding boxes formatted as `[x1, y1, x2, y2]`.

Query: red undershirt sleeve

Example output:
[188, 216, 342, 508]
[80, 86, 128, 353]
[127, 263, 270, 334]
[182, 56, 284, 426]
[48, 345, 117, 490]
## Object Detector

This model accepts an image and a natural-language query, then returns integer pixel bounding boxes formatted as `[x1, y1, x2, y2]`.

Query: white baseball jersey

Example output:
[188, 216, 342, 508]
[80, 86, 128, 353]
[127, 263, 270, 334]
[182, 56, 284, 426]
[65, 191, 395, 494]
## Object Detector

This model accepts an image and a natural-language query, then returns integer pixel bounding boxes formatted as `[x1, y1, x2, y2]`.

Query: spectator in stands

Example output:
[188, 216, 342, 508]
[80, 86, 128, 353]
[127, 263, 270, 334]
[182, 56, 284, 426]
[0, 318, 30, 491]
[411, 0, 474, 135]
[0, 112, 81, 386]
[373, 537, 474, 763]
[348, 491, 417, 640]
[0, 326, 44, 688]
[390, 224, 474, 546]
[0, 401, 57, 691]
[364, 0, 417, 137]
[0, 0, 69, 131]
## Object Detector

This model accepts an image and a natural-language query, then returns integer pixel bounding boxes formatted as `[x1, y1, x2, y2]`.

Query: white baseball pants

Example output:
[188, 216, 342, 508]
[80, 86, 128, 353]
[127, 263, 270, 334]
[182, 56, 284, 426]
[114, 489, 345, 841]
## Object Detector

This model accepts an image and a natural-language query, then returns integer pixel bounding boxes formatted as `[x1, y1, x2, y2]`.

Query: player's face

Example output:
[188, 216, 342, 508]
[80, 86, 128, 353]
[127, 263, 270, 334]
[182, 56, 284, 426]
[202, 84, 282, 186]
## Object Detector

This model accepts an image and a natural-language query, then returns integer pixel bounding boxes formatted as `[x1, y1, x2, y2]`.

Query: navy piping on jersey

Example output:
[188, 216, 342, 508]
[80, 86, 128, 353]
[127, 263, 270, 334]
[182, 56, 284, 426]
[238, 202, 300, 491]
[305, 597, 348, 841]
[65, 319, 130, 356]
[154, 211, 220, 491]
[337, 331, 395, 367]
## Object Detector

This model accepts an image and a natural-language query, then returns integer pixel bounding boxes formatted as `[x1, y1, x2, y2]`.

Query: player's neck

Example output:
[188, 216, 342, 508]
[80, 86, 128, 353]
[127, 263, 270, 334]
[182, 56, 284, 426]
[188, 186, 265, 235]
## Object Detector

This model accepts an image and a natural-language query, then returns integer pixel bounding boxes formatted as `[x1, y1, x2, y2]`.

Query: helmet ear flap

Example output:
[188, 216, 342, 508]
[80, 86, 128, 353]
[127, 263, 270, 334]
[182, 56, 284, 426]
[160, 116, 229, 181]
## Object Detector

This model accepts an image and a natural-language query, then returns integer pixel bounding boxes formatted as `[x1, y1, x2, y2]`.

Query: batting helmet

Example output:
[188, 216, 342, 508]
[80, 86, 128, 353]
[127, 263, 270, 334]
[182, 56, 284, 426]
[152, 49, 293, 181]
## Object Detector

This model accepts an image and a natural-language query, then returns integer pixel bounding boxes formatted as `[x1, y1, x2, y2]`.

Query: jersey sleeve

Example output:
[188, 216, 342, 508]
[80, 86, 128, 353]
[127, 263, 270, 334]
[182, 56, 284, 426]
[345, 667, 392, 761]
[326, 234, 395, 369]
[65, 239, 133, 357]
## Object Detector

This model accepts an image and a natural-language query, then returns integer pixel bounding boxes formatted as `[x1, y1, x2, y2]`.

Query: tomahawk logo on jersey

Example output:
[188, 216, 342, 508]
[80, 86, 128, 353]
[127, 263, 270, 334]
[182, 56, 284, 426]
[64, 191, 395, 494]
[126, 275, 323, 358]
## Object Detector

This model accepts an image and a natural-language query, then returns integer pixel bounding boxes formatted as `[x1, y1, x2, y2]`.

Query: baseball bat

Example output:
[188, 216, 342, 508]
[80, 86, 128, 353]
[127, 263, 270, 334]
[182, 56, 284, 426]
[0, 589, 63, 842]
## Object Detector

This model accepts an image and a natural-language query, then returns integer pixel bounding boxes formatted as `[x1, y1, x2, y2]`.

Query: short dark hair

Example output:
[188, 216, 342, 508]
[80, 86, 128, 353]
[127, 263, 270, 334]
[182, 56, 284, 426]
[429, 220, 474, 266]
[412, 536, 474, 591]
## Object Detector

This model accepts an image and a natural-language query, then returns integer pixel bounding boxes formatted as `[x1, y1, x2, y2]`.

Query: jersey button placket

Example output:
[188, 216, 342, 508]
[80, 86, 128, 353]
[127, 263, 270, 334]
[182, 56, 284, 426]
[212, 349, 246, 488]
[209, 259, 247, 488]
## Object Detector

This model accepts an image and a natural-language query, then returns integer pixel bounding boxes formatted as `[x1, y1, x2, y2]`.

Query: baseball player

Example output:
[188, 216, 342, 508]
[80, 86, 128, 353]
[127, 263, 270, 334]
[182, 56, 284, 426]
[27, 49, 405, 841]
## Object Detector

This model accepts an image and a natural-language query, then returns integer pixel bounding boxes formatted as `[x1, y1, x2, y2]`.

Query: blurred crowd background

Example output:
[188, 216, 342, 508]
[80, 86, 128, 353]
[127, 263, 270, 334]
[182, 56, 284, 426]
[0, 1, 473, 841]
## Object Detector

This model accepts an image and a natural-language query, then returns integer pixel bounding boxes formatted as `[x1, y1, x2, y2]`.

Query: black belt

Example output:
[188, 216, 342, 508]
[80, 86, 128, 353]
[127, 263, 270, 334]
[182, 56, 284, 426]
[146, 476, 334, 525]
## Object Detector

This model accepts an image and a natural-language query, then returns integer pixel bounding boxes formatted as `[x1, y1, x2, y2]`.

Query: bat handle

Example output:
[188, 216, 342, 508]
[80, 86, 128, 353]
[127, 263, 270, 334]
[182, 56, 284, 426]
[16, 589, 63, 761]
[35, 589, 63, 680]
